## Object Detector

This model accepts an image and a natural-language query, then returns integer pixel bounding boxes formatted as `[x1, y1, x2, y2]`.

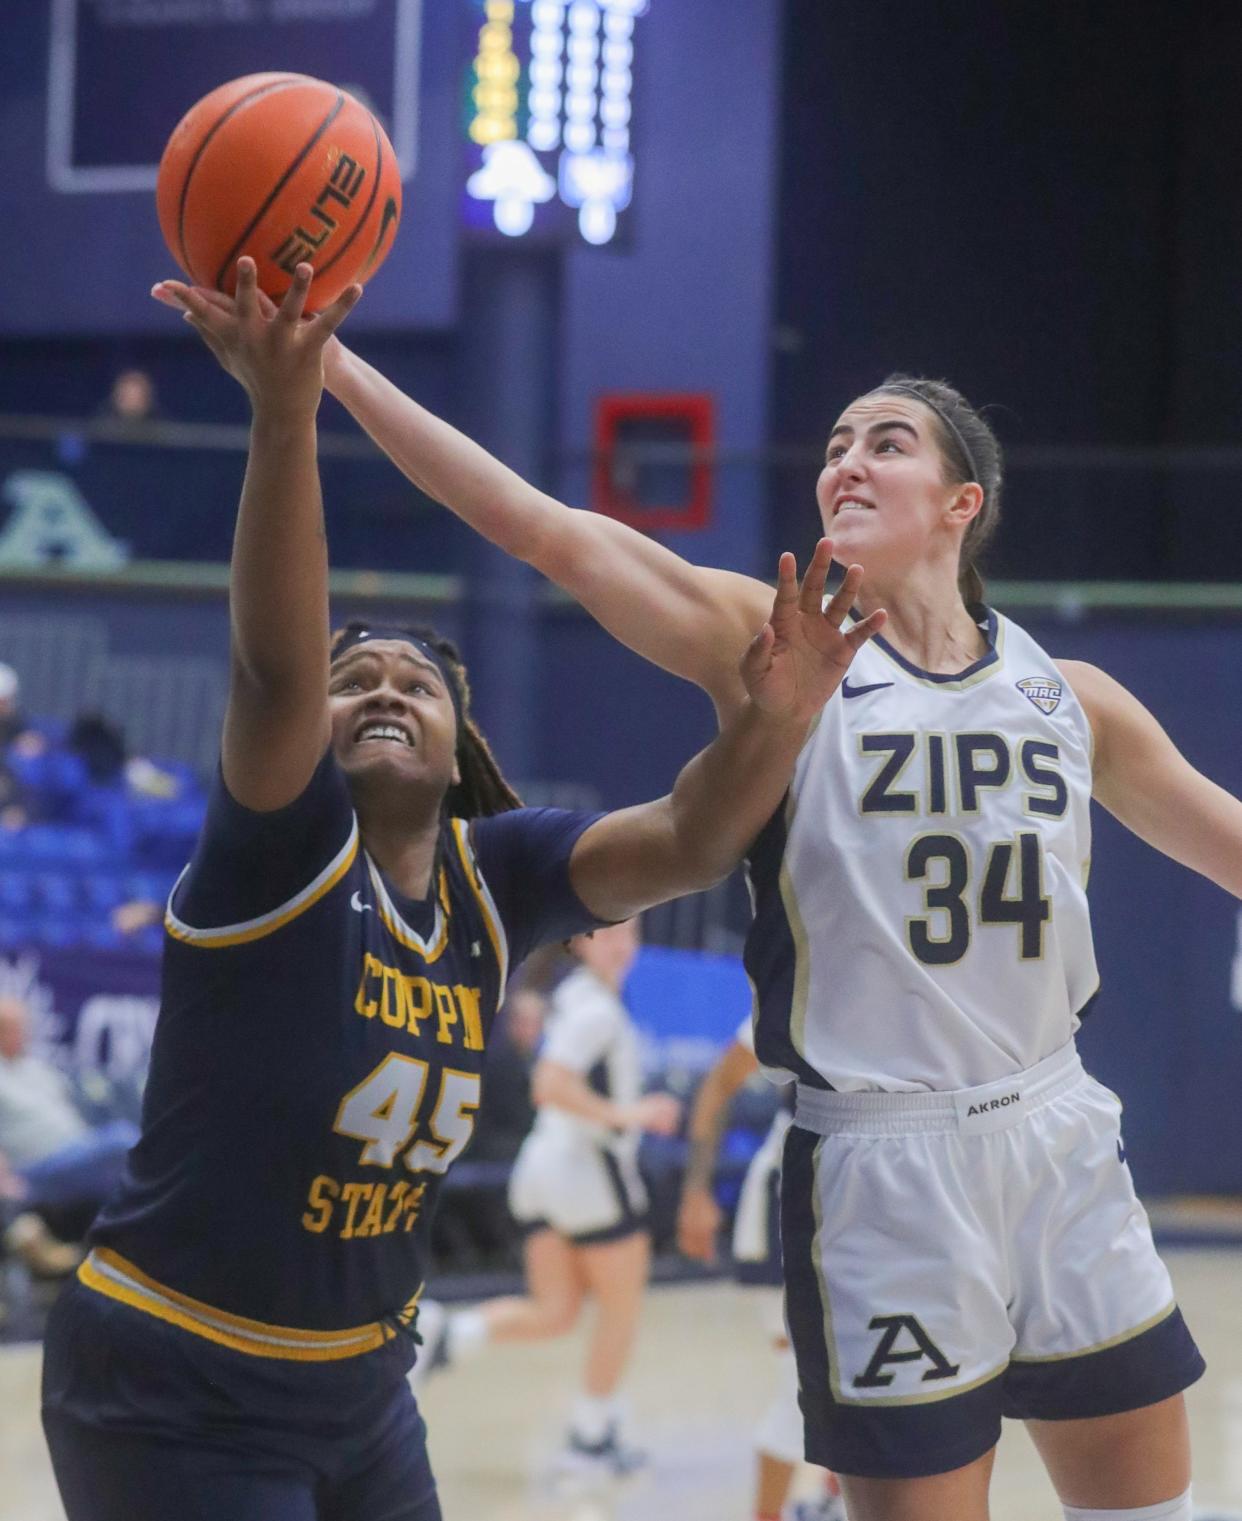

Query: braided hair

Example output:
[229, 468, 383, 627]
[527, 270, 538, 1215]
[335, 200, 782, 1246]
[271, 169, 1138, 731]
[329, 621, 522, 819]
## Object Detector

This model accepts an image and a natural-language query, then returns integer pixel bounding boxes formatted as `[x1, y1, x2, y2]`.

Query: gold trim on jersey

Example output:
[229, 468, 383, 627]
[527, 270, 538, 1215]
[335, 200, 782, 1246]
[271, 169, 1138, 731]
[164, 821, 359, 948]
[450, 818, 509, 988]
[78, 1246, 409, 1361]
[366, 855, 451, 961]
[1008, 1300, 1176, 1364]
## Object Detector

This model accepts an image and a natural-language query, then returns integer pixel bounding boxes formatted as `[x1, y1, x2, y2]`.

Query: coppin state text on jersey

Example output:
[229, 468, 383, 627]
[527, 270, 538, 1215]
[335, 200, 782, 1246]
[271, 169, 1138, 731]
[745, 610, 1098, 1093]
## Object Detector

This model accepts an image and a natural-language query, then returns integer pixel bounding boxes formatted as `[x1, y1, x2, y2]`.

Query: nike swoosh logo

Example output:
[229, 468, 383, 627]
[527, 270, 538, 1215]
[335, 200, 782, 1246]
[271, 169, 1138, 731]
[361, 197, 400, 276]
[841, 679, 895, 699]
[350, 891, 373, 914]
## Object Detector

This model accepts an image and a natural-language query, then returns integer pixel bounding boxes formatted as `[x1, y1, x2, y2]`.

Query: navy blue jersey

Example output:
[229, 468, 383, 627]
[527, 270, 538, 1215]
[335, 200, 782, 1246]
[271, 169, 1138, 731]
[85, 751, 603, 1362]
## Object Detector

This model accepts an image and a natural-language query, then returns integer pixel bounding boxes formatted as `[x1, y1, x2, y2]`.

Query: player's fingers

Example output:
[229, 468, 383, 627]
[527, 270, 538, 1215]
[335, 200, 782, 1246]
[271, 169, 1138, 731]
[254, 287, 280, 319]
[843, 607, 888, 652]
[823, 562, 864, 626]
[151, 281, 190, 311]
[798, 537, 834, 615]
[770, 551, 799, 614]
[155, 284, 211, 322]
[180, 310, 229, 366]
[313, 283, 363, 340]
[277, 262, 313, 325]
[234, 257, 260, 323]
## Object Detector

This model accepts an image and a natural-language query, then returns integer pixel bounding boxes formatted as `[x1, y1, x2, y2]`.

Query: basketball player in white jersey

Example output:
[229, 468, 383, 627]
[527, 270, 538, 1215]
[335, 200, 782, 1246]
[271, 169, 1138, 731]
[420, 919, 681, 1479]
[678, 1018, 844, 1521]
[308, 348, 1242, 1521]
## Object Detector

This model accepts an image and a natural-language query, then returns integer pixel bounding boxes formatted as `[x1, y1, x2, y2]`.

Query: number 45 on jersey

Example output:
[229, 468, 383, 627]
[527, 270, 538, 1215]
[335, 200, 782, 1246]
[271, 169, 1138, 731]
[334, 1054, 480, 1174]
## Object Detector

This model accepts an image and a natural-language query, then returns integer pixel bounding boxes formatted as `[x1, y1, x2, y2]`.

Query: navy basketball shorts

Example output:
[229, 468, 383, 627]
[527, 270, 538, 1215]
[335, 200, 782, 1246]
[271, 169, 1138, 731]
[42, 1279, 441, 1521]
[780, 1041, 1206, 1480]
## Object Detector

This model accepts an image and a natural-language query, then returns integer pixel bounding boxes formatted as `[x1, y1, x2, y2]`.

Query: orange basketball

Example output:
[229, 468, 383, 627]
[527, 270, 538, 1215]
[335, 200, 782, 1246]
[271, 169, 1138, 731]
[156, 73, 402, 312]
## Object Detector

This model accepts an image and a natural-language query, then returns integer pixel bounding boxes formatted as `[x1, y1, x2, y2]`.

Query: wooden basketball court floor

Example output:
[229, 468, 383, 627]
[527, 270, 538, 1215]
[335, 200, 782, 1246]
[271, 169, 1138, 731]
[3, 1248, 1240, 1520]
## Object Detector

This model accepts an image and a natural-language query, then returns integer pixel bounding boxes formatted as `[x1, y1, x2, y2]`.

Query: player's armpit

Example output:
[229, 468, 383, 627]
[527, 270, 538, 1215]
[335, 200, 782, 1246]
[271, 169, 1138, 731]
[1058, 658, 1242, 897]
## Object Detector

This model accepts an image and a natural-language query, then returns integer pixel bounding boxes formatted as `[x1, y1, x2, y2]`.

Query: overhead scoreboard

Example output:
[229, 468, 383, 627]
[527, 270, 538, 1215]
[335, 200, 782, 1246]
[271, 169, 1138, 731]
[461, 0, 649, 246]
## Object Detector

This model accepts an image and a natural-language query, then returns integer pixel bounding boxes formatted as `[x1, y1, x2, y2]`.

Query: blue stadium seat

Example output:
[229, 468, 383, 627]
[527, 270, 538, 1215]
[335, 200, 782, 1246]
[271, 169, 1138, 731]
[0, 871, 33, 911]
[35, 871, 78, 913]
[82, 873, 127, 910]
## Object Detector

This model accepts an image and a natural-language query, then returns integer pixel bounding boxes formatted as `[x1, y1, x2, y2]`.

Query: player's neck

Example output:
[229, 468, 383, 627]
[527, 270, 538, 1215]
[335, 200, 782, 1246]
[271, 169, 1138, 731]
[854, 562, 985, 675]
[357, 811, 443, 902]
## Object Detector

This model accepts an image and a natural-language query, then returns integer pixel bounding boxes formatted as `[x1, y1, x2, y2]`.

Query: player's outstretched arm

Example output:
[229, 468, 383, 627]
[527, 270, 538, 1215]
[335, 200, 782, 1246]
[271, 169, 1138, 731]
[567, 542, 887, 922]
[152, 259, 360, 811]
[325, 344, 772, 714]
[1060, 658, 1242, 896]
[676, 1039, 758, 1265]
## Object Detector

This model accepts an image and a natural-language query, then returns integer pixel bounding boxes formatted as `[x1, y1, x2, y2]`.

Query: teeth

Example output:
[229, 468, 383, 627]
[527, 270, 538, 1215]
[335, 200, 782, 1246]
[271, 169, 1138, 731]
[357, 724, 411, 745]
[836, 500, 874, 514]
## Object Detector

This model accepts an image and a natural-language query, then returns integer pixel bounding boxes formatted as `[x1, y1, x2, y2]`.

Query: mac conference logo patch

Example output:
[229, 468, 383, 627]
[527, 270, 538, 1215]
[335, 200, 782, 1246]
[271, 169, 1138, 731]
[1016, 676, 1063, 715]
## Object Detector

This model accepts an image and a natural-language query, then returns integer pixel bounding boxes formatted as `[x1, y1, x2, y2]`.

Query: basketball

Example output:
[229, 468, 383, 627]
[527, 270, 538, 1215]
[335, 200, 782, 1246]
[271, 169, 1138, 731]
[156, 73, 402, 311]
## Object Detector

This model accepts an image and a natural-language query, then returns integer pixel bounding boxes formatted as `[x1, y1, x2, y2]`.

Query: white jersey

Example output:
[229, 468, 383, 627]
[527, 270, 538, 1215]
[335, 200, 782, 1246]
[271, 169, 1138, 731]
[746, 609, 1098, 1092]
[530, 965, 642, 1162]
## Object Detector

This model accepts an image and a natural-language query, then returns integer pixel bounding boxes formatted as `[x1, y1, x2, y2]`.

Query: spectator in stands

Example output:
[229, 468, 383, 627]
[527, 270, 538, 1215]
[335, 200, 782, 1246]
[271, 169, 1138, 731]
[0, 994, 137, 1247]
[100, 368, 159, 430]
[0, 662, 44, 756]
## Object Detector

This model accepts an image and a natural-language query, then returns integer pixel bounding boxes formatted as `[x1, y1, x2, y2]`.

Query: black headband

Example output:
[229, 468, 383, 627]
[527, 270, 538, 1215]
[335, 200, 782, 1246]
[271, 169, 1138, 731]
[331, 625, 464, 730]
[878, 383, 983, 494]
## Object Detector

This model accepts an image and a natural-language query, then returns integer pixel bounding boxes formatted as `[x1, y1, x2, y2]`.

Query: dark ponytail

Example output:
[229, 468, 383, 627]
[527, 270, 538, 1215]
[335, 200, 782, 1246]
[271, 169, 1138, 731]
[874, 374, 1003, 608]
[329, 622, 522, 819]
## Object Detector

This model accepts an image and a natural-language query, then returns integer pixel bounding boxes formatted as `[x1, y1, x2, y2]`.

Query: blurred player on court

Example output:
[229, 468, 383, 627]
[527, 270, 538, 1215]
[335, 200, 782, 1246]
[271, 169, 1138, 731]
[420, 918, 680, 1480]
[322, 349, 1240, 1521]
[43, 259, 886, 1521]
[678, 1019, 843, 1521]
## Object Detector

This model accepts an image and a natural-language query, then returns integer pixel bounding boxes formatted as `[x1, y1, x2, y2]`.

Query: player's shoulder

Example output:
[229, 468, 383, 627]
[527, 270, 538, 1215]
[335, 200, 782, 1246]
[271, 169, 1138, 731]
[1050, 658, 1125, 724]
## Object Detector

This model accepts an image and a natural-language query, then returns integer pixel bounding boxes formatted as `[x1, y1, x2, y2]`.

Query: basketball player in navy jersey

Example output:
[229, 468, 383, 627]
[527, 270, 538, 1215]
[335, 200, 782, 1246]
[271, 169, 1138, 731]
[40, 258, 886, 1521]
[315, 353, 1242, 1521]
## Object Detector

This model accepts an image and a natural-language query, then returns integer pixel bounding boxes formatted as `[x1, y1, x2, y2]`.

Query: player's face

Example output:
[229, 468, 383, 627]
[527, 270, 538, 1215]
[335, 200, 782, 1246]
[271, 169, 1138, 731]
[328, 641, 459, 800]
[815, 395, 963, 574]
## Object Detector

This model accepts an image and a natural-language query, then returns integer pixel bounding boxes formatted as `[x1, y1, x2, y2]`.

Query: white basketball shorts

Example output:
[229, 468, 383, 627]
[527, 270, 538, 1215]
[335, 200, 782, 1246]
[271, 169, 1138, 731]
[781, 1041, 1205, 1479]
[507, 1133, 649, 1245]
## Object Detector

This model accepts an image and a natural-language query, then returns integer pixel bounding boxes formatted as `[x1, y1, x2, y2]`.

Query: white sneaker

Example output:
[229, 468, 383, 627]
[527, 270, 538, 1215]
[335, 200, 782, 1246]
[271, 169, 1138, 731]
[406, 1299, 448, 1392]
[553, 1424, 647, 1484]
[792, 1493, 847, 1521]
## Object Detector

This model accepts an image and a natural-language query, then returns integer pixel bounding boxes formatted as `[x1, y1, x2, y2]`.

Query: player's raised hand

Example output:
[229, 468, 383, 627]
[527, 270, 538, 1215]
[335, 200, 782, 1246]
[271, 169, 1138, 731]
[150, 257, 360, 421]
[741, 539, 887, 724]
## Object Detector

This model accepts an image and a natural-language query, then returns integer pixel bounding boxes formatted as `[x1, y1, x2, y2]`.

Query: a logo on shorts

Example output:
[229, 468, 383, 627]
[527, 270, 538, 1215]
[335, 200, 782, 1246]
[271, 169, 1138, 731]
[965, 1092, 1020, 1118]
[853, 1314, 961, 1389]
[1016, 676, 1063, 714]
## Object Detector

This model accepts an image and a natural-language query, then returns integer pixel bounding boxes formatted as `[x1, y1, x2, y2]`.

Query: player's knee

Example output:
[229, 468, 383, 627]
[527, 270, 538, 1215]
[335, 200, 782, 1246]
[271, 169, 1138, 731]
[540, 1296, 581, 1336]
[755, 1347, 803, 1465]
[1063, 1487, 1193, 1521]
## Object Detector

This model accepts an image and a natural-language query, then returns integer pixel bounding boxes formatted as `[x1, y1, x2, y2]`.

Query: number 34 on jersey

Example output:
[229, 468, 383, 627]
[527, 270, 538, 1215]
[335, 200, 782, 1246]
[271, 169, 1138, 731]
[859, 729, 1069, 969]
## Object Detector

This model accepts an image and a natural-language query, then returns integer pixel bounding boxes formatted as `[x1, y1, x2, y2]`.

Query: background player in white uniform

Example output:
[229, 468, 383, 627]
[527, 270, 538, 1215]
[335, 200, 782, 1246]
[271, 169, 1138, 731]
[678, 1016, 844, 1521]
[422, 919, 680, 1477]
[321, 352, 1242, 1521]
